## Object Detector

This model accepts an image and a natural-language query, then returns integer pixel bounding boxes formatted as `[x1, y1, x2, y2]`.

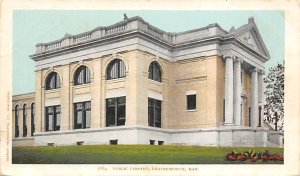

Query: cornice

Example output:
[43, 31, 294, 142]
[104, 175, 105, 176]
[30, 16, 270, 68]
[12, 92, 35, 101]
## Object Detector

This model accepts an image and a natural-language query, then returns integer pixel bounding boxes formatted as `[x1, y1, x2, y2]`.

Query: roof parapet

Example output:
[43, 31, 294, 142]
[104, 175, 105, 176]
[33, 16, 229, 55]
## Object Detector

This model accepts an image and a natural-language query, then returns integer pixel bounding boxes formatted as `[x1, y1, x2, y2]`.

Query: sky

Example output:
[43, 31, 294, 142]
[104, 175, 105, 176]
[13, 10, 284, 95]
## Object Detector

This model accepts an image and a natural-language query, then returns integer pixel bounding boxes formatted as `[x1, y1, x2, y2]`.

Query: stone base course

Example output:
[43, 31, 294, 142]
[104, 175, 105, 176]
[11, 126, 282, 147]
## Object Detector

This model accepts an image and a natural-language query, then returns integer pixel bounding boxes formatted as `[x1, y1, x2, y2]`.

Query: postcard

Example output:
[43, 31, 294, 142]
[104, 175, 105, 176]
[0, 0, 299, 175]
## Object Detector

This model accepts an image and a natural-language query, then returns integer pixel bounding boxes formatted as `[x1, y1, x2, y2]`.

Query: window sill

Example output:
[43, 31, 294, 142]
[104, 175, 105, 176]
[73, 83, 91, 88]
[186, 109, 197, 112]
[45, 88, 61, 94]
[106, 77, 126, 83]
[148, 79, 163, 86]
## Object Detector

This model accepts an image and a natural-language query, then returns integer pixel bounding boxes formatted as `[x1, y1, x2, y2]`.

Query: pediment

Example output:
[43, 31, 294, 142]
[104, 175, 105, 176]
[238, 31, 259, 51]
[234, 22, 270, 60]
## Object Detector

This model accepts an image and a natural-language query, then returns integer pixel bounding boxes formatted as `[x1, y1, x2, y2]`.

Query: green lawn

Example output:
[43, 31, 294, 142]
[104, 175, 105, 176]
[12, 145, 283, 164]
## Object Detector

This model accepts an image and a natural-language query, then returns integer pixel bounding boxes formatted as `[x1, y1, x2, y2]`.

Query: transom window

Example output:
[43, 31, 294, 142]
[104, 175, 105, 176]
[45, 105, 61, 131]
[74, 66, 91, 85]
[106, 97, 126, 126]
[15, 105, 19, 138]
[187, 94, 196, 110]
[74, 101, 91, 129]
[148, 98, 161, 128]
[23, 104, 27, 137]
[45, 72, 60, 90]
[148, 61, 162, 82]
[106, 59, 126, 80]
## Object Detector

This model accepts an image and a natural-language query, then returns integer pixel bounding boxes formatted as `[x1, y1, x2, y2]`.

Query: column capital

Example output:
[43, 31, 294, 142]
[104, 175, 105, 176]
[258, 69, 265, 75]
[250, 67, 257, 73]
[222, 55, 233, 60]
[233, 57, 243, 63]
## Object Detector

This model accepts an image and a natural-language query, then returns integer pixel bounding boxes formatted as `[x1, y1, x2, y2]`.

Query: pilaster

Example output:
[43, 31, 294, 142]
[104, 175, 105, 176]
[125, 51, 140, 126]
[61, 65, 70, 130]
[91, 59, 101, 128]
[35, 70, 43, 132]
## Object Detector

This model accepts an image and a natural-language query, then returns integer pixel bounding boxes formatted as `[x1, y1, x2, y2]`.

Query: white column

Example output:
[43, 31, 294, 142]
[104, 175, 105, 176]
[251, 68, 258, 127]
[224, 56, 234, 125]
[258, 70, 265, 127]
[233, 57, 242, 126]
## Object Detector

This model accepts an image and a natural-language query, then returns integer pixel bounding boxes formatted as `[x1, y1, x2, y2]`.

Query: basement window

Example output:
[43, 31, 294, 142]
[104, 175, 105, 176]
[76, 141, 84, 146]
[110, 140, 118, 145]
[149, 140, 155, 145]
[47, 143, 55, 146]
[158, 141, 164, 145]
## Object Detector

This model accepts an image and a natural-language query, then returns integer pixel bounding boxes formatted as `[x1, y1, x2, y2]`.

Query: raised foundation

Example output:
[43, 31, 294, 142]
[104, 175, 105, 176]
[29, 125, 270, 147]
[267, 131, 284, 147]
[12, 137, 35, 146]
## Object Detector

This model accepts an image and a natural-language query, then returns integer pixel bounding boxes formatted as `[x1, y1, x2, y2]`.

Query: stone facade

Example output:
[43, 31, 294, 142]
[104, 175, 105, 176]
[12, 16, 283, 147]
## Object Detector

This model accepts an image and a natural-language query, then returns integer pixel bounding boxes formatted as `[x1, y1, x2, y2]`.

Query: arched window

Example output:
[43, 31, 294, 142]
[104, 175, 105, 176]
[148, 61, 162, 82]
[74, 66, 91, 85]
[15, 105, 19, 138]
[45, 72, 60, 90]
[23, 104, 27, 137]
[31, 103, 35, 136]
[106, 59, 126, 80]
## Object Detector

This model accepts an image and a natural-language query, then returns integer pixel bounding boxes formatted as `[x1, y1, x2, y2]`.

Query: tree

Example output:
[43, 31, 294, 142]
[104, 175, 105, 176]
[264, 62, 284, 131]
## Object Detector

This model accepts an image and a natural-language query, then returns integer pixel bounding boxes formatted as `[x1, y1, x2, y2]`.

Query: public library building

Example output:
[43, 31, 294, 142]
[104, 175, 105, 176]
[12, 16, 283, 147]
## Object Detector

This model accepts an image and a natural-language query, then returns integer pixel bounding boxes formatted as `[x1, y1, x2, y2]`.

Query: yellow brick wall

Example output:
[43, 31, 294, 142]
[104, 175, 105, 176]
[216, 56, 225, 125]
[17, 50, 255, 135]
[243, 69, 252, 127]
[12, 93, 35, 138]
[167, 56, 221, 128]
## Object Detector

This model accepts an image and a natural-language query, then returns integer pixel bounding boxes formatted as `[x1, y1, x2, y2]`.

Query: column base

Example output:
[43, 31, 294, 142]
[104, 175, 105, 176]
[222, 123, 234, 128]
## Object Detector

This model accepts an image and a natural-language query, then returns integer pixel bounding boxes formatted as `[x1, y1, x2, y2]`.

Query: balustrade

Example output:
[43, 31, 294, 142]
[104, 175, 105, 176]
[36, 18, 170, 54]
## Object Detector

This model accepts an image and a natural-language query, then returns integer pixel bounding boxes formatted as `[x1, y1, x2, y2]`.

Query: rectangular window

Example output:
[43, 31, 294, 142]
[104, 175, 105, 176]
[106, 97, 126, 127]
[45, 105, 60, 131]
[158, 141, 164, 145]
[74, 101, 91, 129]
[76, 141, 84, 146]
[110, 140, 118, 145]
[31, 105, 35, 136]
[148, 98, 161, 128]
[187, 94, 196, 110]
[249, 107, 251, 127]
[241, 71, 243, 83]
[240, 104, 243, 125]
[149, 140, 155, 145]
[47, 143, 55, 146]
[223, 99, 225, 122]
[86, 110, 91, 128]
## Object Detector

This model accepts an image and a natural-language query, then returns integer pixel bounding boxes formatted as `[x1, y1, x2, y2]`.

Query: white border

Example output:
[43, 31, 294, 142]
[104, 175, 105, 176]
[1, 0, 299, 176]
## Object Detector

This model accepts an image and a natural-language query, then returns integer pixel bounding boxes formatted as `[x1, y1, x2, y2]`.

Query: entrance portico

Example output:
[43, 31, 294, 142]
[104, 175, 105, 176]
[224, 54, 265, 128]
